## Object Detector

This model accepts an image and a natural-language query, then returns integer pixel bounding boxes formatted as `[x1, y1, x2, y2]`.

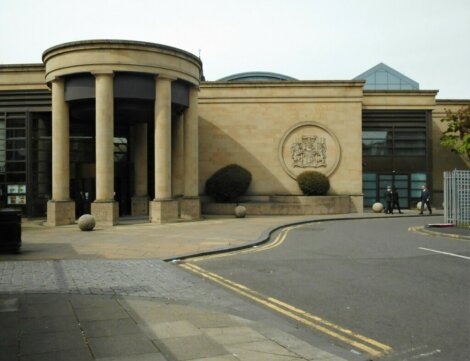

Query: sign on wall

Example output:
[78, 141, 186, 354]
[7, 184, 27, 205]
[279, 122, 341, 179]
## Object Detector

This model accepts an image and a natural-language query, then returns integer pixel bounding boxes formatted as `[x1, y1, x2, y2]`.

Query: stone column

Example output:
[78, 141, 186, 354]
[172, 112, 184, 198]
[180, 86, 201, 219]
[91, 72, 118, 225]
[47, 77, 75, 226]
[131, 123, 148, 216]
[150, 75, 178, 223]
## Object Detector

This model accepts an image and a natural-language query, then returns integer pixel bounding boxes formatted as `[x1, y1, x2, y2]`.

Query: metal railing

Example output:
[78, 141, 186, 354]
[444, 170, 470, 225]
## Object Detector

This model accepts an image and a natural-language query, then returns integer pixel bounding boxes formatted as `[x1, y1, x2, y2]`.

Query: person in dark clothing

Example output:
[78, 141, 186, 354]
[419, 185, 432, 215]
[384, 186, 393, 214]
[392, 186, 403, 214]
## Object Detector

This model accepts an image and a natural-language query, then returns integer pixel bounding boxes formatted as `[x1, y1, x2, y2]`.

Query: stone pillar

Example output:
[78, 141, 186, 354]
[150, 75, 178, 223]
[172, 112, 184, 198]
[47, 77, 75, 226]
[91, 72, 118, 225]
[131, 123, 148, 216]
[180, 86, 201, 219]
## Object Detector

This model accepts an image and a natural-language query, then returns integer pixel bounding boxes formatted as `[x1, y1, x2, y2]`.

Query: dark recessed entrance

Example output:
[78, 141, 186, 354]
[64, 72, 190, 218]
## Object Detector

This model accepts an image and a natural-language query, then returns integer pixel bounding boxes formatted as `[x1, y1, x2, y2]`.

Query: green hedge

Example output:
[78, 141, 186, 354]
[205, 164, 252, 202]
[296, 171, 330, 195]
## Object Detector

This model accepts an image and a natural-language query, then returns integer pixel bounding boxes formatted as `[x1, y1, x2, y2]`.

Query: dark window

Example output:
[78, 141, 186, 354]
[362, 128, 426, 156]
[362, 130, 392, 155]
[29, 113, 52, 216]
[363, 173, 377, 206]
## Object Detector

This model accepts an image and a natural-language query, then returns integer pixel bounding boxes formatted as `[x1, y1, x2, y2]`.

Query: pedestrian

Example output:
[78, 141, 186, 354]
[392, 186, 403, 214]
[384, 186, 393, 214]
[419, 185, 432, 215]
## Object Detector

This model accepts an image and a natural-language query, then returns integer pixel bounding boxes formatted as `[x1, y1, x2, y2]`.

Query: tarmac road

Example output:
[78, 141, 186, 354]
[186, 216, 470, 361]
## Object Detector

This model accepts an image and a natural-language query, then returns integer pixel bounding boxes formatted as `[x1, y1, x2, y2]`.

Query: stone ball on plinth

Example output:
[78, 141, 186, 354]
[234, 205, 247, 218]
[416, 202, 422, 211]
[78, 214, 96, 231]
[372, 202, 384, 213]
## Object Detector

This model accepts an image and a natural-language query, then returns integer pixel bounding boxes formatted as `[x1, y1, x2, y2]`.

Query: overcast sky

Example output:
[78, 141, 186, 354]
[0, 0, 469, 99]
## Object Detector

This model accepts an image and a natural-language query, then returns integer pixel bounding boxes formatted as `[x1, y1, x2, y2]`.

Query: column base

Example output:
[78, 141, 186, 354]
[179, 197, 201, 220]
[47, 200, 76, 226]
[131, 196, 149, 216]
[149, 199, 178, 224]
[91, 201, 119, 226]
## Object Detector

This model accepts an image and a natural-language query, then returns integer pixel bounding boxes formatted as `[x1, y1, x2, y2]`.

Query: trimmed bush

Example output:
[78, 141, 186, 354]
[296, 171, 330, 196]
[205, 164, 252, 202]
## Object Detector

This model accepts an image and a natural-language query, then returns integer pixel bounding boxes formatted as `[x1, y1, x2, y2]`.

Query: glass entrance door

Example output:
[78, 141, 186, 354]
[378, 173, 409, 208]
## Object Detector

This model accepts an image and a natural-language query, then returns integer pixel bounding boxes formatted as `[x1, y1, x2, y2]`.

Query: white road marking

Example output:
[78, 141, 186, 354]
[418, 247, 470, 260]
[408, 349, 441, 360]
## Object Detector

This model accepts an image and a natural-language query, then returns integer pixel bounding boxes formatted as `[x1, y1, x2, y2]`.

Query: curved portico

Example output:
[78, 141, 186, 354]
[43, 40, 202, 225]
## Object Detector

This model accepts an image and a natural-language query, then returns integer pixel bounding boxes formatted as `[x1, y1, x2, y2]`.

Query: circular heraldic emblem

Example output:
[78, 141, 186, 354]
[279, 121, 341, 179]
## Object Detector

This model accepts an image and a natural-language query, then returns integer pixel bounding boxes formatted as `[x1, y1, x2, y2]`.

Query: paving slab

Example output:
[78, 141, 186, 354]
[203, 326, 266, 345]
[226, 339, 305, 361]
[74, 305, 131, 322]
[19, 329, 87, 355]
[144, 320, 202, 339]
[20, 314, 80, 334]
[20, 348, 94, 361]
[81, 318, 142, 338]
[95, 353, 167, 361]
[154, 334, 229, 360]
[87, 334, 159, 359]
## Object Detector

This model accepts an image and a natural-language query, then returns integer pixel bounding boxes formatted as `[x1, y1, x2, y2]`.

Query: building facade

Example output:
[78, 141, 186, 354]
[0, 40, 468, 225]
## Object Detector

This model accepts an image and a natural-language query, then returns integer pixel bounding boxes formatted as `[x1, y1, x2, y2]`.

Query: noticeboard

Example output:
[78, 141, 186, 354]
[6, 184, 27, 205]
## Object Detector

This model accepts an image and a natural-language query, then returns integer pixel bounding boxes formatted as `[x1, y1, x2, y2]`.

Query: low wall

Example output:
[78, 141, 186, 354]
[202, 195, 355, 215]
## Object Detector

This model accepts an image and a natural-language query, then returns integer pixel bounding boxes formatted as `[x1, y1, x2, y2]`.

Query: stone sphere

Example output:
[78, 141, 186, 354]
[372, 202, 384, 213]
[416, 202, 422, 211]
[234, 205, 247, 218]
[78, 214, 96, 231]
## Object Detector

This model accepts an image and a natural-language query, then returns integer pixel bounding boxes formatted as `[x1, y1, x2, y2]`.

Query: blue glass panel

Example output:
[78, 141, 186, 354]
[411, 190, 422, 198]
[363, 173, 376, 181]
[394, 180, 408, 188]
[364, 190, 376, 197]
[376, 71, 387, 83]
[411, 173, 427, 181]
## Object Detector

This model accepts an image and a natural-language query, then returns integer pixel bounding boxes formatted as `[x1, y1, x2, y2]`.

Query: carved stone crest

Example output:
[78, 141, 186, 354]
[279, 122, 341, 179]
[291, 135, 327, 168]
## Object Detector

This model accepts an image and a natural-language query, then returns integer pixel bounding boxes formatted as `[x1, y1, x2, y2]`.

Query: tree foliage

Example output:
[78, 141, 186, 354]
[440, 105, 470, 160]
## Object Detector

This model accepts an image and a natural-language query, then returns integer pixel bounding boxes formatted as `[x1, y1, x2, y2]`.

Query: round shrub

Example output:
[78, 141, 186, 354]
[205, 164, 252, 202]
[296, 171, 330, 196]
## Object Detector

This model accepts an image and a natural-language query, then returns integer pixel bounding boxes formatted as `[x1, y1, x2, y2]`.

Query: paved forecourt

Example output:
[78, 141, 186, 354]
[1, 211, 456, 361]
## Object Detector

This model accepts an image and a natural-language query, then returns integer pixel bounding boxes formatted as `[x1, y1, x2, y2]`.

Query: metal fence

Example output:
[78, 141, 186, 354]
[443, 170, 470, 225]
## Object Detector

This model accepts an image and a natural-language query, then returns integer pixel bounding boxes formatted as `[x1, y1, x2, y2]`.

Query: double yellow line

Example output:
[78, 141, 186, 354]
[179, 224, 392, 357]
[188, 225, 294, 262]
[181, 262, 391, 358]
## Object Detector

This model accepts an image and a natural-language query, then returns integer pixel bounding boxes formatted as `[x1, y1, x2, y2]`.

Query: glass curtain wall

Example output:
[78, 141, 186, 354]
[362, 110, 431, 208]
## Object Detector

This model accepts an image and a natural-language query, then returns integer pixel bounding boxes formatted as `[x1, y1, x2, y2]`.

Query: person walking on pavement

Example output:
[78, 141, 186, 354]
[392, 186, 403, 214]
[384, 186, 393, 214]
[419, 184, 432, 215]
